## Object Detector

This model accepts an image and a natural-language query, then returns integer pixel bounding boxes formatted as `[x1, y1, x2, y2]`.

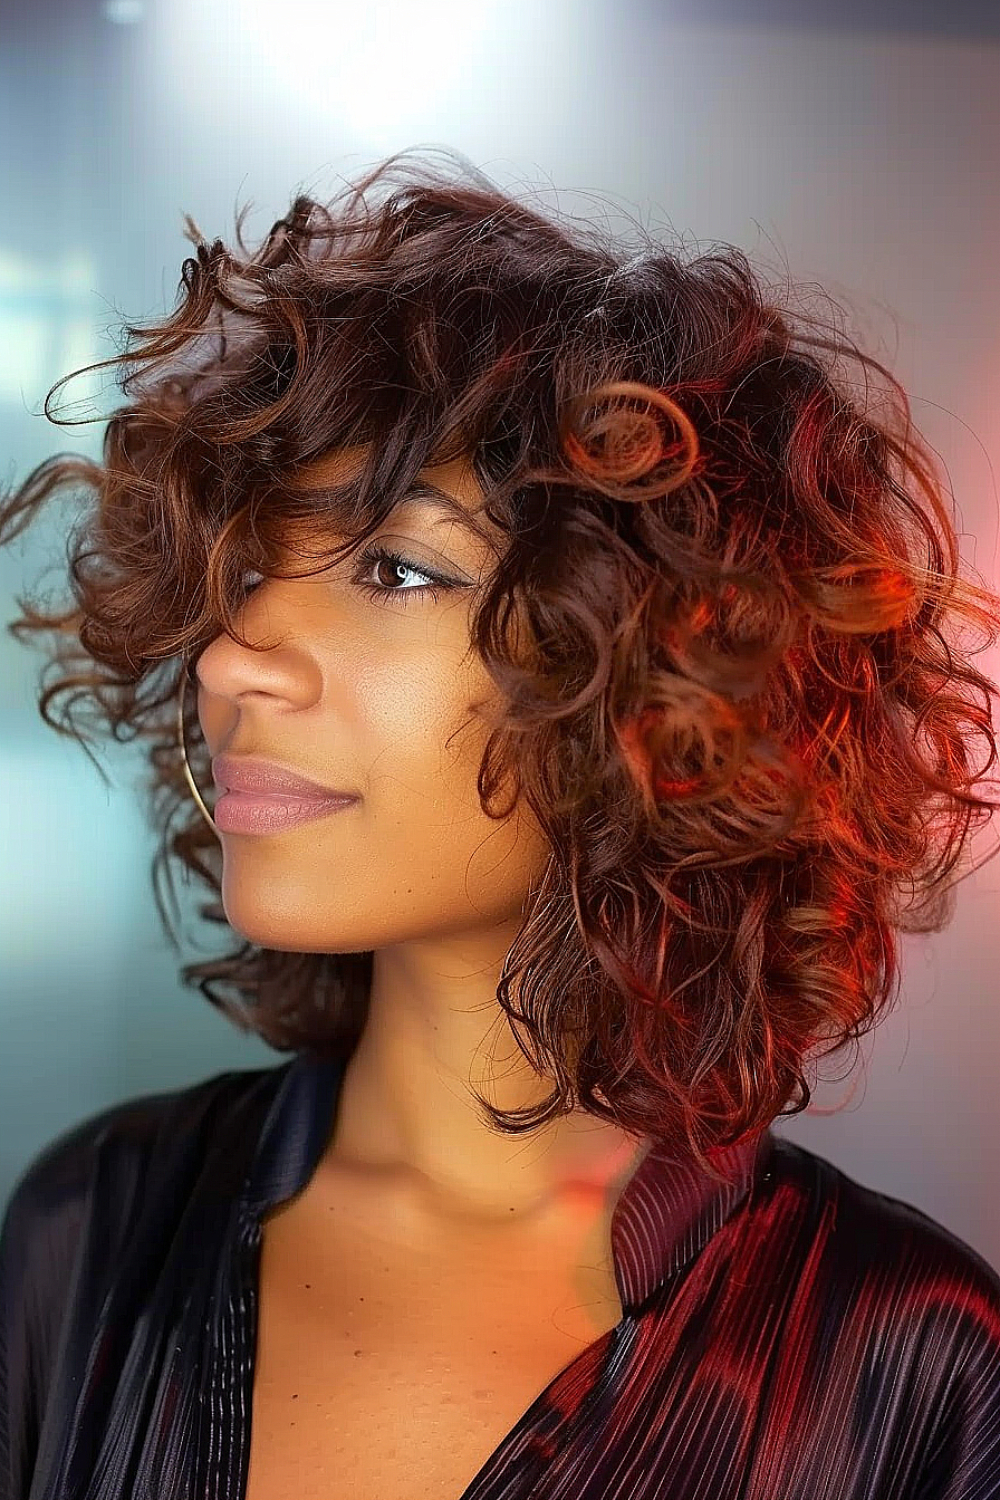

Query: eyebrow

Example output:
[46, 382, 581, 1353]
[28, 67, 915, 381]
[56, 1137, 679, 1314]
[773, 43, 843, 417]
[289, 474, 498, 553]
[387, 483, 495, 547]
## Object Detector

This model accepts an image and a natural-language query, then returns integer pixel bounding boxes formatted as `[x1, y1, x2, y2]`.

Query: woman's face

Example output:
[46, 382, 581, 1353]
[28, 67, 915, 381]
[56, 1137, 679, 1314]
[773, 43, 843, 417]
[195, 446, 552, 957]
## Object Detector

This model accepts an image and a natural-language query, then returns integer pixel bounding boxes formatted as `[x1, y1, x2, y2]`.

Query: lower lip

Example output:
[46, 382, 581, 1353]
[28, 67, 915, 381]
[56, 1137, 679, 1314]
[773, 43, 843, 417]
[213, 791, 359, 835]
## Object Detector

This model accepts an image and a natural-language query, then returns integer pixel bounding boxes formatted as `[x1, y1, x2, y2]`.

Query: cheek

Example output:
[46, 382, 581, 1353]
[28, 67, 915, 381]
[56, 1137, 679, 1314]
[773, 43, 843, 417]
[368, 668, 550, 893]
[357, 659, 496, 795]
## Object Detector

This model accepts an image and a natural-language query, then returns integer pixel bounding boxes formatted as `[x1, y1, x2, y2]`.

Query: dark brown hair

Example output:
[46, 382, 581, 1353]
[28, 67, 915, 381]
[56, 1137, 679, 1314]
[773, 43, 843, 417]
[4, 146, 1000, 1183]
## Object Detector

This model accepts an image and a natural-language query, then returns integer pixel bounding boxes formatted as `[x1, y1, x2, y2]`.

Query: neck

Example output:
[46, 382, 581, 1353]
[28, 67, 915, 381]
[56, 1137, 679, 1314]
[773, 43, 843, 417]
[320, 944, 652, 1225]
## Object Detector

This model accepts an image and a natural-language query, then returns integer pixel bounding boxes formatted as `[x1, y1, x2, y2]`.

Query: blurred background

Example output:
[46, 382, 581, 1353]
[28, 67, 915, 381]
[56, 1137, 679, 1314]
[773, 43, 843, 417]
[1, 0, 999, 1262]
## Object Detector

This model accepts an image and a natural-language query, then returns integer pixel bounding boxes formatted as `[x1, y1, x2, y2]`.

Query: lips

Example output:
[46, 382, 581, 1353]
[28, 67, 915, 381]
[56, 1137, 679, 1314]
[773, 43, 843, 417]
[211, 754, 357, 801]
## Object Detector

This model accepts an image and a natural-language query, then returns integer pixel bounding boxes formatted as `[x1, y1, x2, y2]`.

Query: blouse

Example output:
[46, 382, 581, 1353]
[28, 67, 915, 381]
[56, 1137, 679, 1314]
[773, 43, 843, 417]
[2, 1050, 1000, 1499]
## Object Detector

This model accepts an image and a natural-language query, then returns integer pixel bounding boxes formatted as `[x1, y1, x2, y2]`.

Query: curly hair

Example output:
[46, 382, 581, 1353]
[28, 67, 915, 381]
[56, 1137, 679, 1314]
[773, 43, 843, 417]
[4, 146, 1000, 1184]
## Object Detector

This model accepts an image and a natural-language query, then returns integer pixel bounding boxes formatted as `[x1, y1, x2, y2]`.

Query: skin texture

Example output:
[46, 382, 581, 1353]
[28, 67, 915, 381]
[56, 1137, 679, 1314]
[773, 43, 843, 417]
[195, 446, 652, 1234]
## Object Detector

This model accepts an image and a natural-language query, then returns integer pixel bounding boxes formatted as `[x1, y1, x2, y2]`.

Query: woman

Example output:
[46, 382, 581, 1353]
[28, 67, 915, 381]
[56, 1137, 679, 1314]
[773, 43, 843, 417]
[1, 146, 999, 1500]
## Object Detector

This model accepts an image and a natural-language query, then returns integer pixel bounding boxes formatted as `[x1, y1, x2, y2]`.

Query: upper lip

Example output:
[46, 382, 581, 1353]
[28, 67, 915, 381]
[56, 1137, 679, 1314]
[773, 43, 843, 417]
[211, 754, 358, 801]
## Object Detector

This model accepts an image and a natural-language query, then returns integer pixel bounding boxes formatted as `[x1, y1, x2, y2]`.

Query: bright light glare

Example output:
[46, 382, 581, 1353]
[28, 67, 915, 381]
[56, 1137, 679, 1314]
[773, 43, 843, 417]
[238, 0, 496, 137]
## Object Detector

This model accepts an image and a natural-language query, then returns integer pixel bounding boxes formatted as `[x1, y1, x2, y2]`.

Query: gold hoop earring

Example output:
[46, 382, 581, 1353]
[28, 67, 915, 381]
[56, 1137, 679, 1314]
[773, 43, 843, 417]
[176, 667, 219, 834]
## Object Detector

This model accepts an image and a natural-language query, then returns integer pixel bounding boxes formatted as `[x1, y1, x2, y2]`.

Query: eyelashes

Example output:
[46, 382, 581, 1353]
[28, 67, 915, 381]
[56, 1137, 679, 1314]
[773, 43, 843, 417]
[350, 540, 462, 607]
[239, 540, 465, 609]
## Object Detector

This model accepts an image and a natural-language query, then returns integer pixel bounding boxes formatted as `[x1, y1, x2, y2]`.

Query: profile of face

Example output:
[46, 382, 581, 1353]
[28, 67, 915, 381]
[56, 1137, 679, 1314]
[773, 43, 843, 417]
[195, 445, 552, 979]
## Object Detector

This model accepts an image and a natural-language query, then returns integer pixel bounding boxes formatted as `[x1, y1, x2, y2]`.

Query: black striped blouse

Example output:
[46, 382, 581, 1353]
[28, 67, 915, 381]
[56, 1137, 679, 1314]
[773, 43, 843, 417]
[2, 1052, 999, 1499]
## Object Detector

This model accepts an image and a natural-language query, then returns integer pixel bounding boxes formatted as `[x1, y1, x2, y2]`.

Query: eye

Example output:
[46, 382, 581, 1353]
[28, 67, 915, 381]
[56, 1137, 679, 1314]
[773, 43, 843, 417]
[350, 542, 464, 608]
[237, 547, 467, 609]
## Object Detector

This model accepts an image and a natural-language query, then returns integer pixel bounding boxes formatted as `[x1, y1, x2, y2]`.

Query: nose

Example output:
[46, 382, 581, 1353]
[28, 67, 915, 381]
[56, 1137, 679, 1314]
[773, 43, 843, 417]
[192, 618, 325, 733]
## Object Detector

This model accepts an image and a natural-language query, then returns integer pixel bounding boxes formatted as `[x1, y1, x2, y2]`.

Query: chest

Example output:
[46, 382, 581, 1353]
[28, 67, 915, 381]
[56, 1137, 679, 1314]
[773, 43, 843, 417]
[243, 1182, 624, 1500]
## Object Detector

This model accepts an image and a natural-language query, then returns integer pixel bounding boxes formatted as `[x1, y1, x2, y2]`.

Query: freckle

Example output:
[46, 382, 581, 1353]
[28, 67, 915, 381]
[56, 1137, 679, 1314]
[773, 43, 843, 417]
[304, 1283, 311, 1290]
[354, 1349, 363, 1356]
[292, 1394, 298, 1400]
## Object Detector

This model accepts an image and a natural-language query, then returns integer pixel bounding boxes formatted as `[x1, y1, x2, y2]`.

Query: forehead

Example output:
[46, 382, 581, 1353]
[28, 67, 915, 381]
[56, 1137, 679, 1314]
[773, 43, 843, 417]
[293, 445, 483, 509]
